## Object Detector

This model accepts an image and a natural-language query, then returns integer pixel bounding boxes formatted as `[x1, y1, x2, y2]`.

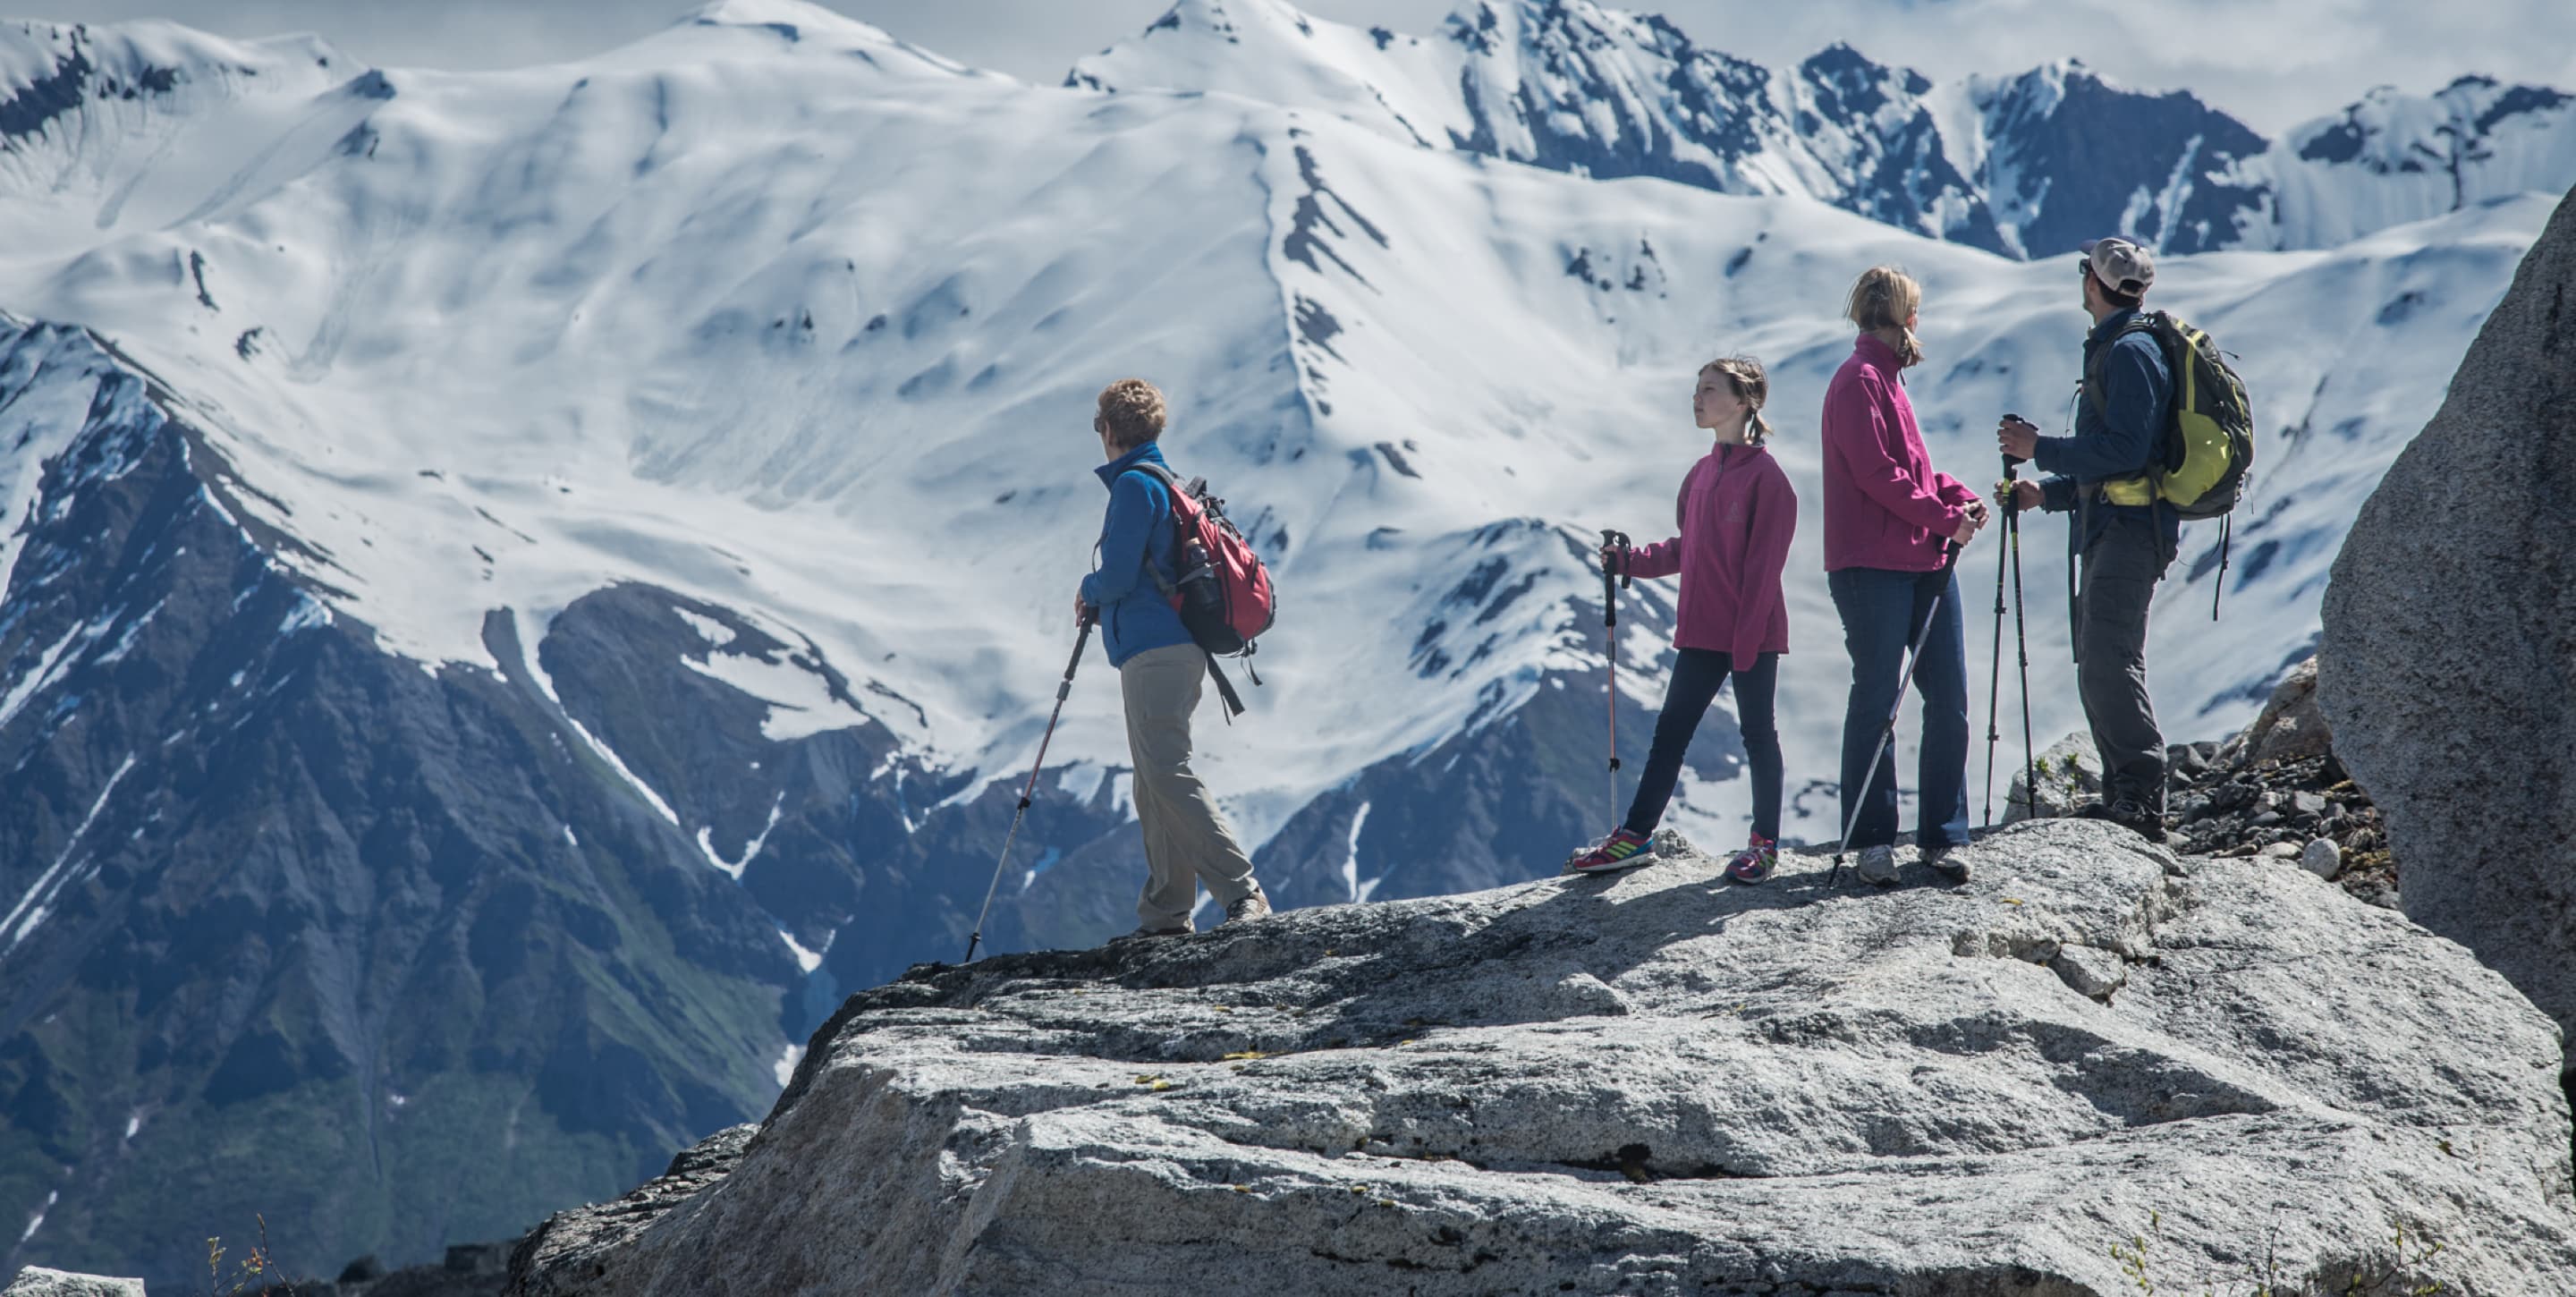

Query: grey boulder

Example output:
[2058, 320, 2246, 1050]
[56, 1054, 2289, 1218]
[2, 1270, 146, 1297]
[510, 821, 2576, 1295]
[2002, 731, 2103, 821]
[2320, 184, 2576, 1063]
[2244, 656, 2333, 764]
[2301, 838, 2343, 879]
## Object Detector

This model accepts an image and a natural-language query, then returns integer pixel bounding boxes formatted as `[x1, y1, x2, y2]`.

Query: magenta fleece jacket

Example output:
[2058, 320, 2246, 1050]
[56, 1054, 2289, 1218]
[1623, 442, 1796, 665]
[1819, 333, 1977, 572]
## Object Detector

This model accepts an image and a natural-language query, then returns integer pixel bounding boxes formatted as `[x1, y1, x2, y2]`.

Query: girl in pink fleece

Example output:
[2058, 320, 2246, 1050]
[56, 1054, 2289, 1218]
[1571, 358, 1796, 883]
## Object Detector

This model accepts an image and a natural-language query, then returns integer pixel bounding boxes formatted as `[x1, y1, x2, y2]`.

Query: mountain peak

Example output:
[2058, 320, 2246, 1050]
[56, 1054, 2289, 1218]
[1065, 0, 1459, 145]
[1798, 41, 1934, 102]
[679, 0, 898, 43]
[648, 0, 988, 81]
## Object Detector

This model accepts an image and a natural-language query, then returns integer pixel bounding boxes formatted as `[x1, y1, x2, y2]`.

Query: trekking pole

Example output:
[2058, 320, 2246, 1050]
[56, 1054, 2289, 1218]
[1599, 529, 1632, 832]
[963, 613, 1093, 963]
[1982, 454, 2014, 827]
[1829, 542, 1963, 886]
[2008, 478, 2036, 819]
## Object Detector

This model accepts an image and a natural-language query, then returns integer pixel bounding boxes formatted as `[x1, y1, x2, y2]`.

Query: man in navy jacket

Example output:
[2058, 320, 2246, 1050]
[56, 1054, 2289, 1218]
[1079, 379, 1271, 937]
[1998, 237, 2181, 842]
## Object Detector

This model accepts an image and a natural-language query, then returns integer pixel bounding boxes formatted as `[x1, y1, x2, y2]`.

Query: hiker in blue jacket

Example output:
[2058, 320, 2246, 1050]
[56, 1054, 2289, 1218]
[1997, 236, 2182, 842]
[1078, 378, 1271, 937]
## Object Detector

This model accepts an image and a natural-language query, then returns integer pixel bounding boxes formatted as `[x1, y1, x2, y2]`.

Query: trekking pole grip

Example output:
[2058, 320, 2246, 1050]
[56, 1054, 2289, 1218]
[1063, 614, 1095, 683]
[1597, 529, 1631, 621]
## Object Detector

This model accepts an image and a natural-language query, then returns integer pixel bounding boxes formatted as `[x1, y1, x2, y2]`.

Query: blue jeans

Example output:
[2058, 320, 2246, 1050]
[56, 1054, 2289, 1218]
[1622, 649, 1781, 843]
[1828, 566, 1970, 851]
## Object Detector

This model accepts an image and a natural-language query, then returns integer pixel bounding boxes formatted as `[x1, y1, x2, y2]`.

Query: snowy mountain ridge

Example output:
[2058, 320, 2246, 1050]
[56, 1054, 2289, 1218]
[1072, 0, 2576, 259]
[0, 0, 2553, 993]
[0, 0, 2562, 1283]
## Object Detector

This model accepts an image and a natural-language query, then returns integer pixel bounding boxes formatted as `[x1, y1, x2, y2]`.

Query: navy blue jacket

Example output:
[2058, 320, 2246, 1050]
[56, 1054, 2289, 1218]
[2034, 309, 2183, 557]
[1080, 443, 1195, 667]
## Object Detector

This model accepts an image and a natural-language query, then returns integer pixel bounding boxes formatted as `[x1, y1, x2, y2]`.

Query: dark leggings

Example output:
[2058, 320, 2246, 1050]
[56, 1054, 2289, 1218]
[1622, 648, 1782, 841]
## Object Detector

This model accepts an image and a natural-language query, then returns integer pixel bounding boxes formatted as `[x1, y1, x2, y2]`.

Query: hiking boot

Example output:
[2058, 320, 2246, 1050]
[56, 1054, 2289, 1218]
[1921, 842, 1971, 883]
[1222, 884, 1272, 924]
[2106, 799, 2168, 843]
[1724, 834, 1778, 885]
[1855, 843, 1899, 886]
[2071, 801, 2114, 820]
[1570, 827, 1657, 874]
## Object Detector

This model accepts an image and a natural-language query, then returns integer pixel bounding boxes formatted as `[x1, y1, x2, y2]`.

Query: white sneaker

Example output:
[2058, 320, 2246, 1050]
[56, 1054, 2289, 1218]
[1856, 844, 1899, 886]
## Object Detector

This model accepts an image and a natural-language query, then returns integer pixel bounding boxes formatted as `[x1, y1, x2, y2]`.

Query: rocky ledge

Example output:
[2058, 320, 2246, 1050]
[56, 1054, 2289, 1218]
[2013, 657, 2398, 908]
[508, 820, 2576, 1295]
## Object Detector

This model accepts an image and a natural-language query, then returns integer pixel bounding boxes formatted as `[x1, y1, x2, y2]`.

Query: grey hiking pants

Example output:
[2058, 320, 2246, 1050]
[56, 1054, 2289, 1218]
[2072, 511, 2177, 814]
[1120, 643, 1259, 929]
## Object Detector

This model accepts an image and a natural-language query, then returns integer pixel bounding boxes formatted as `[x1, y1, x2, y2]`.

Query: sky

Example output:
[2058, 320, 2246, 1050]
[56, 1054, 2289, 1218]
[29, 0, 2576, 135]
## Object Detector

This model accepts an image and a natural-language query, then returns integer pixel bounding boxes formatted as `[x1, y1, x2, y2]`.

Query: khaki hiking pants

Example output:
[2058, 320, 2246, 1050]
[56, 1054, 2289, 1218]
[1120, 643, 1259, 929]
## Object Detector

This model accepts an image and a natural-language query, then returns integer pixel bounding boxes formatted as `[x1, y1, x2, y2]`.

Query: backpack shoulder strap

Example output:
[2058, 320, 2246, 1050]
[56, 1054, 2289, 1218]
[1114, 464, 1184, 592]
[1123, 461, 1213, 513]
[1121, 462, 1178, 492]
[2082, 314, 2167, 418]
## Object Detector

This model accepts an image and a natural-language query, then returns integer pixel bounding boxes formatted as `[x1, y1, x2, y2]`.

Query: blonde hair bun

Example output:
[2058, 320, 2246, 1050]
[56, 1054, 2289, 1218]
[1844, 266, 1926, 369]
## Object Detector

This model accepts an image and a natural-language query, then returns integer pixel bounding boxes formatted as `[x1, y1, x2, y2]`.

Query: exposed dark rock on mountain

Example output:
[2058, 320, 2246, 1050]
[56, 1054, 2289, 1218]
[0, 323, 801, 1288]
[1072, 0, 2576, 259]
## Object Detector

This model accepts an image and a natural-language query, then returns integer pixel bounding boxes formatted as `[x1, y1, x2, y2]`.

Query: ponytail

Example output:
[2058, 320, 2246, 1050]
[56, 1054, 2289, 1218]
[1700, 356, 1773, 446]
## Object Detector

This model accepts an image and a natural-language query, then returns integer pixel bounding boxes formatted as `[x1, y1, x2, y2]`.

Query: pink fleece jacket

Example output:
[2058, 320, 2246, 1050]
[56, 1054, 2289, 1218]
[1820, 333, 1977, 572]
[1623, 442, 1796, 665]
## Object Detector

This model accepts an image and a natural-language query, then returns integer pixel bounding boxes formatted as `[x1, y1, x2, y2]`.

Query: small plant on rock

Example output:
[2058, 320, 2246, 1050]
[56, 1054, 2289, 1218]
[195, 1214, 319, 1297]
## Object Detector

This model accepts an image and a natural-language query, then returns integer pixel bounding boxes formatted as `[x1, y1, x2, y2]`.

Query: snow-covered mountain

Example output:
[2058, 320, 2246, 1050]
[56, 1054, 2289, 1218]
[2236, 74, 2576, 250]
[1072, 0, 2576, 259]
[1070, 0, 2012, 251]
[0, 0, 2559, 1284]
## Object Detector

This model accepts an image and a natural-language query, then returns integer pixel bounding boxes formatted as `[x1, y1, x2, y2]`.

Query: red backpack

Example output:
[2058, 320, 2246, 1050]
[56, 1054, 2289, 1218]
[1126, 462, 1275, 716]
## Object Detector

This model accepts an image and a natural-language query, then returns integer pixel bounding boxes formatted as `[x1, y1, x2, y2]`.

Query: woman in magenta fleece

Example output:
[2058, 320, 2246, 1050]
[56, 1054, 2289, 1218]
[1570, 357, 1795, 883]
[1820, 267, 1987, 886]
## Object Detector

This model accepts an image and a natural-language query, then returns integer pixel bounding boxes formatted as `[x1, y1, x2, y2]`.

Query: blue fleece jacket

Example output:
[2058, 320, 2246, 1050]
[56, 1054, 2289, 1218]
[1080, 443, 1194, 668]
[2034, 308, 2183, 557]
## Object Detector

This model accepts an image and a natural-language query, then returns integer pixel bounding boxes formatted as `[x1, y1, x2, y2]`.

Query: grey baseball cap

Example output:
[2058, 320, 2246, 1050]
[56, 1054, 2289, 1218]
[2080, 236, 2155, 295]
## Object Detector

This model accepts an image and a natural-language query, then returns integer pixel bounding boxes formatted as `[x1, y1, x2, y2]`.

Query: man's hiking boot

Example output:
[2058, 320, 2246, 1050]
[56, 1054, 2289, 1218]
[1121, 924, 1191, 941]
[1223, 884, 1272, 924]
[1570, 827, 1656, 874]
[2106, 799, 2168, 843]
[1856, 843, 1899, 886]
[1724, 834, 1778, 885]
[2072, 801, 2113, 820]
[1921, 842, 1971, 883]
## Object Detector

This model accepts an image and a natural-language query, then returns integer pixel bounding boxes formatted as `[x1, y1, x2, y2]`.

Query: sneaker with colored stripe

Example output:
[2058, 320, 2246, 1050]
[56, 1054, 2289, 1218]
[1724, 834, 1778, 884]
[1570, 827, 1656, 874]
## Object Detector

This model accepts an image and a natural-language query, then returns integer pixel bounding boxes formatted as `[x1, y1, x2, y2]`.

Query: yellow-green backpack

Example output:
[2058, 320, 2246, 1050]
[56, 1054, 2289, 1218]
[2086, 311, 2256, 521]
